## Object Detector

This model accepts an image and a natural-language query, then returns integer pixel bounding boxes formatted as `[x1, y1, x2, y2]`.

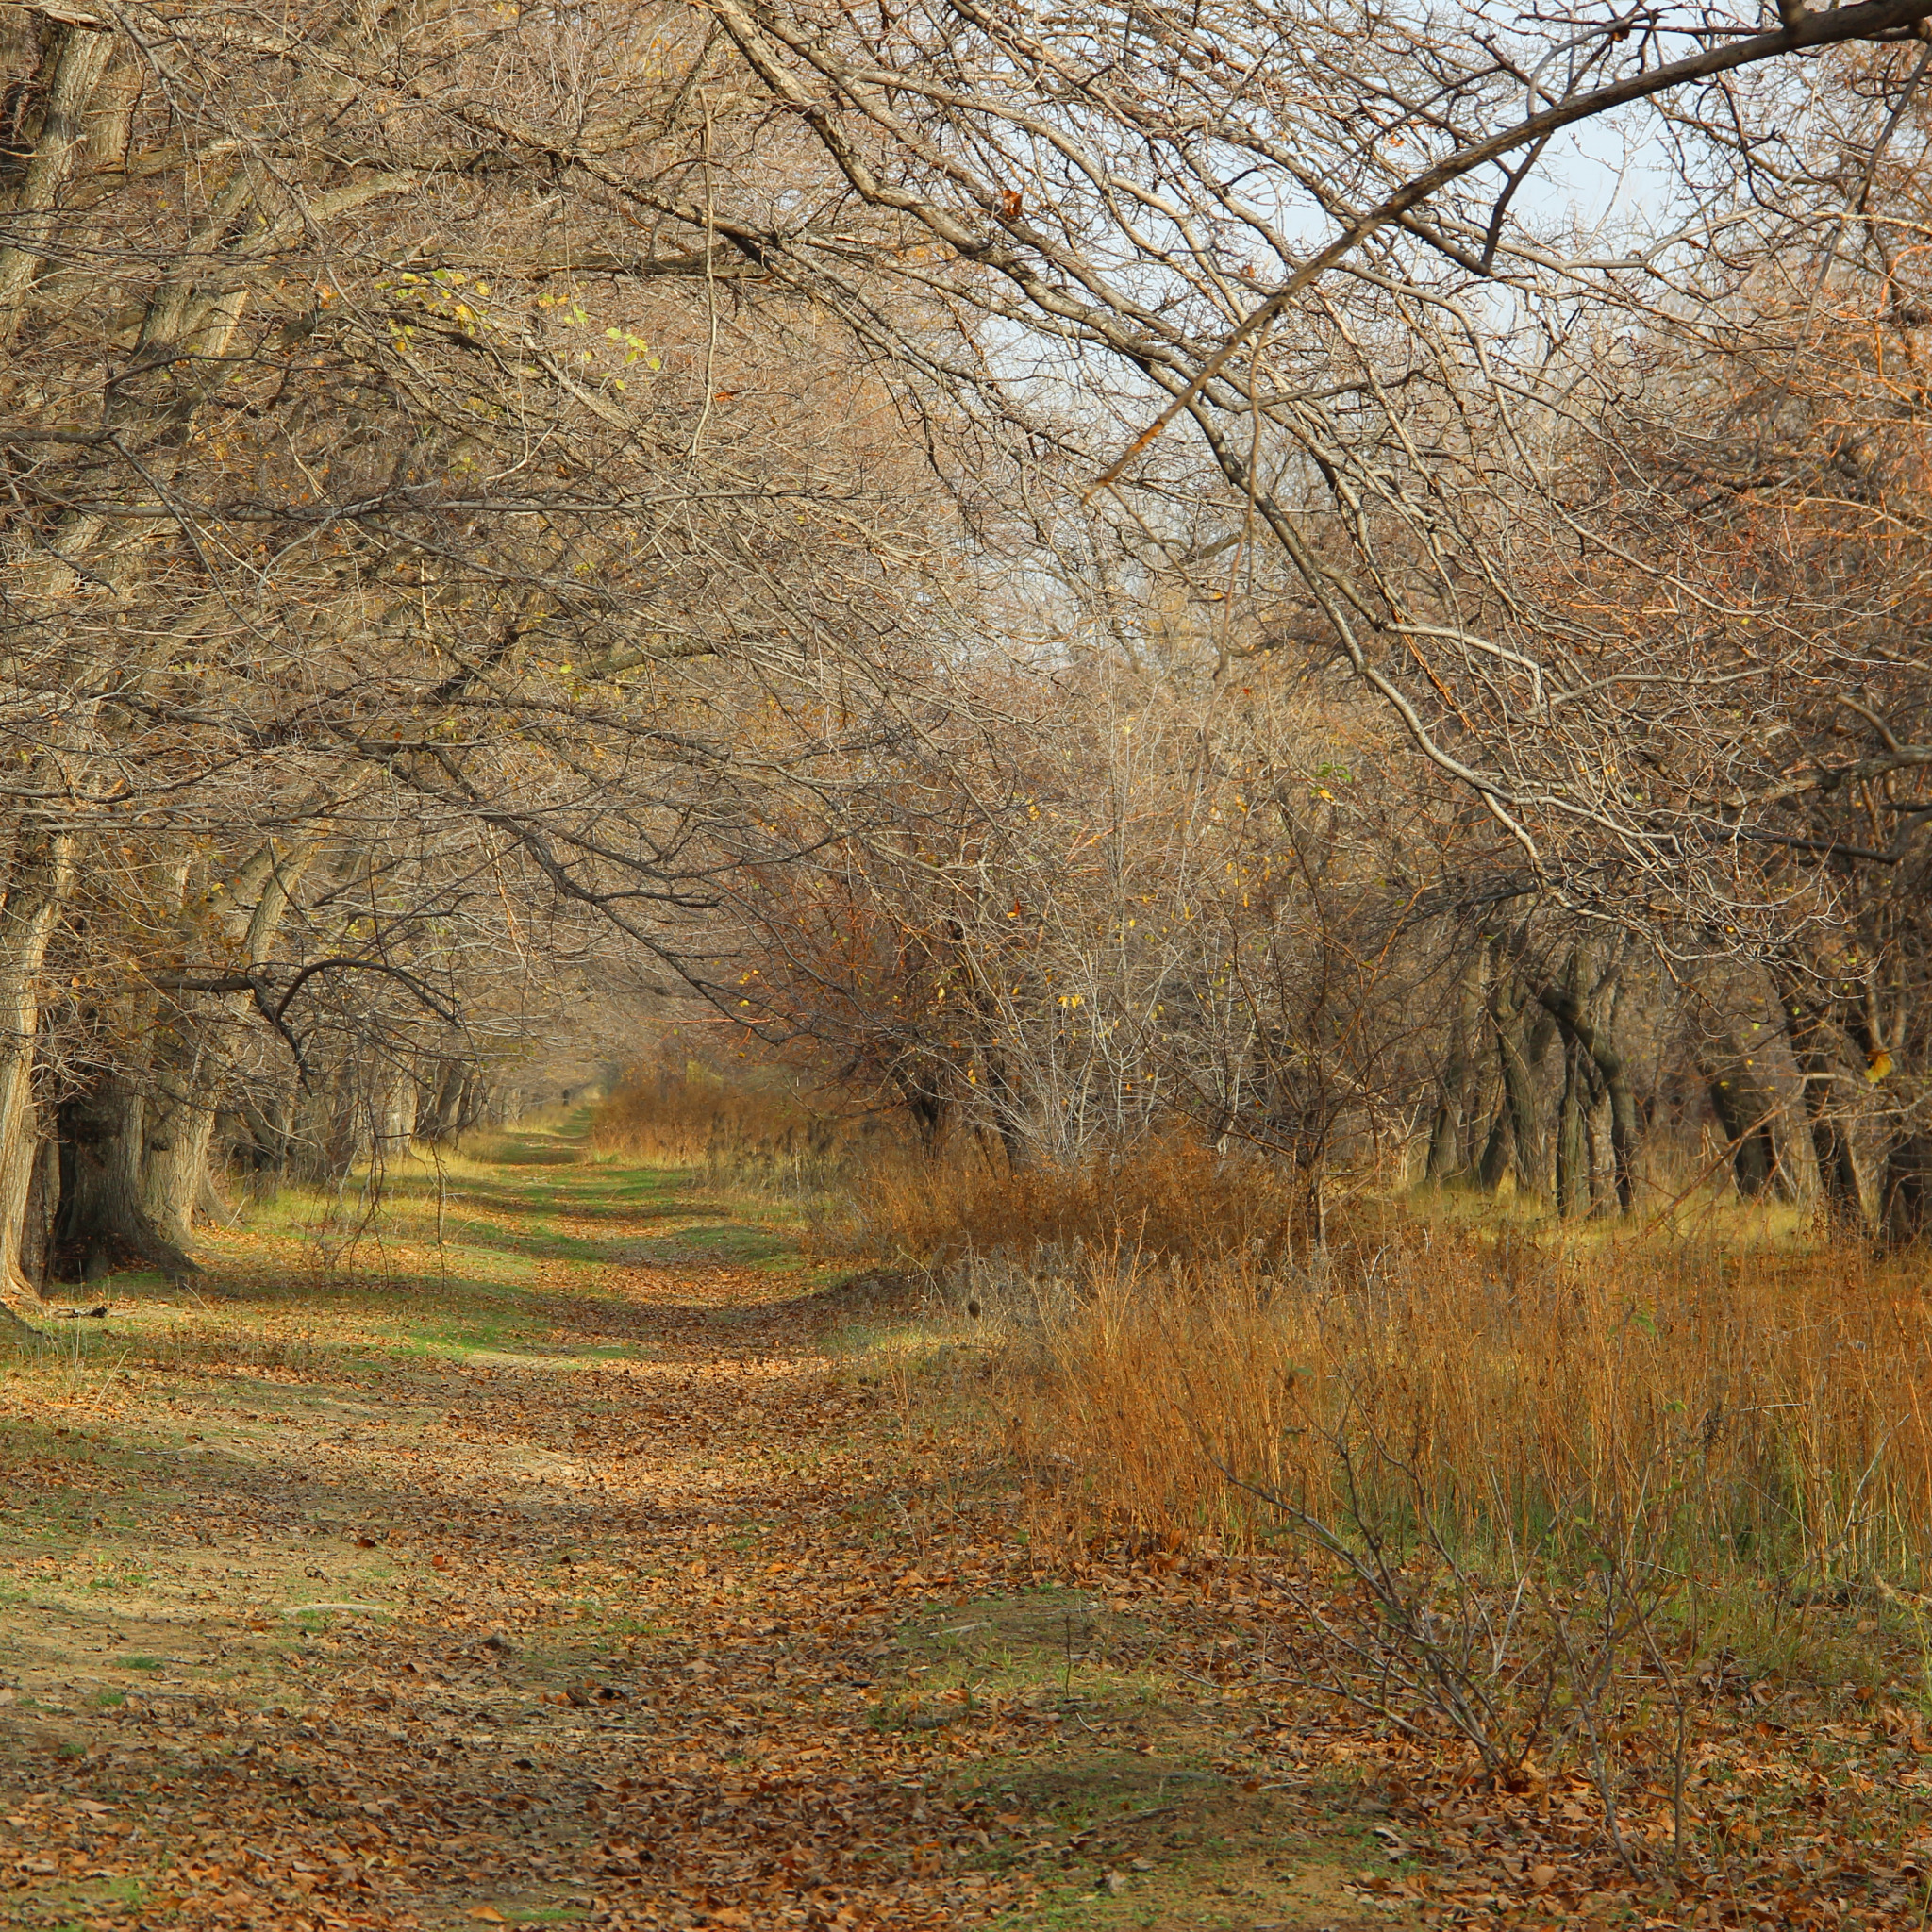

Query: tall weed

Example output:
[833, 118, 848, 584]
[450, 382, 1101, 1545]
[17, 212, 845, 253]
[1005, 1226, 1932, 1590]
[956, 1194, 1930, 1843]
[833, 1137, 1319, 1273]
[591, 1063, 891, 1200]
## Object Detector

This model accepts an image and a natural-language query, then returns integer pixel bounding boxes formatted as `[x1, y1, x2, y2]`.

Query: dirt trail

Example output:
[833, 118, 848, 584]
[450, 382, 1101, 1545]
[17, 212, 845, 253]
[1, 1124, 1406, 1932]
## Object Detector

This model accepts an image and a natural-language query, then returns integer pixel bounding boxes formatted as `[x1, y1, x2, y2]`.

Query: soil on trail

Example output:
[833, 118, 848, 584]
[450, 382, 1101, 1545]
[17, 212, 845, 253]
[0, 1123, 1406, 1932]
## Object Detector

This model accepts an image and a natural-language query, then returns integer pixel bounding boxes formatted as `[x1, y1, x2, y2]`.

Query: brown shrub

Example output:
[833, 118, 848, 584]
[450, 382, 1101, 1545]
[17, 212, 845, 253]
[834, 1137, 1323, 1272]
[589, 1062, 897, 1196]
[1005, 1224, 1932, 1585]
[590, 1067, 807, 1166]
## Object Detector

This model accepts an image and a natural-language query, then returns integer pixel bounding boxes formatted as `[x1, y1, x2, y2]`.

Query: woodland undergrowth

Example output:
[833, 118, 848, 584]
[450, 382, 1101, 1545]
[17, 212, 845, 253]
[825, 1130, 1932, 1911]
[8, 1089, 1923, 1930]
[589, 1064, 885, 1205]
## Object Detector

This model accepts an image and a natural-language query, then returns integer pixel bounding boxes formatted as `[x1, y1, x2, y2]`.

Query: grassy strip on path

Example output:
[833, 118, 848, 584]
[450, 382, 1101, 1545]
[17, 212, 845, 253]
[0, 1120, 1407, 1932]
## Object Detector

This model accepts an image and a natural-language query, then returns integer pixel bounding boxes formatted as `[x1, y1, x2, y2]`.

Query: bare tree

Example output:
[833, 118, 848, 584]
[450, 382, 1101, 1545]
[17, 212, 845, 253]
[0, 1, 980, 1314]
[664, 0, 1932, 1222]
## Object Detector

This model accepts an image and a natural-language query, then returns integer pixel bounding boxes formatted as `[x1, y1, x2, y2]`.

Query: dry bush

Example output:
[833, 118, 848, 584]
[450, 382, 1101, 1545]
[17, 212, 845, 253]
[591, 1070, 799, 1164]
[590, 1064, 893, 1198]
[981, 1216, 1932, 1834]
[831, 1137, 1932, 1590]
[835, 1137, 1320, 1274]
[1007, 1225, 1932, 1587]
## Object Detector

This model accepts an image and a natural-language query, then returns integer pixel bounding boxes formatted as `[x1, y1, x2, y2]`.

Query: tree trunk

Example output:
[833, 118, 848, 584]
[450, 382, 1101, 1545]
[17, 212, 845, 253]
[197, 1158, 239, 1229]
[1774, 981, 1867, 1226]
[0, 820, 75, 1328]
[54, 1076, 199, 1283]
[137, 828, 333, 1232]
[1489, 975, 1542, 1198]
[419, 1059, 470, 1143]
[979, 1054, 1035, 1172]
[379, 1076, 418, 1154]
[21, 1131, 58, 1291]
[1882, 1133, 1932, 1247]
[1552, 947, 1595, 1218]
[1705, 1058, 1786, 1198]
[0, 17, 117, 335]
[1474, 1094, 1512, 1192]
[232, 1095, 295, 1183]
[290, 1064, 372, 1185]
[455, 1070, 487, 1138]
[1557, 1036, 1591, 1217]
[141, 1033, 219, 1248]
[1535, 959, 1641, 1214]
[897, 1079, 950, 1158]
[1426, 947, 1486, 1183]
[0, 1071, 47, 1309]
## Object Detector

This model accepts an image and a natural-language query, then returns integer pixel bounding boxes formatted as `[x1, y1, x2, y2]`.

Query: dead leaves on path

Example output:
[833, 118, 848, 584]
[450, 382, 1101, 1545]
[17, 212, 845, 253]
[1, 1524, 1030, 1932]
[0, 1240, 1041, 1932]
[4, 1181, 1928, 1932]
[1030, 1544, 1932, 1928]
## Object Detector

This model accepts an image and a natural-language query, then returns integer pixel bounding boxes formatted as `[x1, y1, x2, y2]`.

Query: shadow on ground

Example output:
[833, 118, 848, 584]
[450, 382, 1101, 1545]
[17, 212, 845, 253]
[0, 1119, 1408, 1932]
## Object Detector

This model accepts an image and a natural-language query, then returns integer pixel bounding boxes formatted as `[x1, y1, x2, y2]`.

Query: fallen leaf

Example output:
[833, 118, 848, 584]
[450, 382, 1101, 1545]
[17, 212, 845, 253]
[3, 1127, 1894, 1932]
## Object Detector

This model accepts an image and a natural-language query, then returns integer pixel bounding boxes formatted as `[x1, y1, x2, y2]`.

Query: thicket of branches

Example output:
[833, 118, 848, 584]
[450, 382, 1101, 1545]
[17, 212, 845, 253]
[4, 0, 1931, 1327]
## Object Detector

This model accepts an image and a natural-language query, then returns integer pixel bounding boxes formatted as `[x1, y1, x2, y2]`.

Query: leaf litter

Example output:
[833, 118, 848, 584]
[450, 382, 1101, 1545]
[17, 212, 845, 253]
[1, 1132, 1927, 1930]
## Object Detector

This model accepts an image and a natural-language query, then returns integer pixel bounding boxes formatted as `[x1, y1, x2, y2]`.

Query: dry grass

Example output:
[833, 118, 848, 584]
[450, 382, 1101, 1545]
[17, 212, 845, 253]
[384, 1098, 1932, 1890]
[612, 1101, 1932, 1612]
[834, 1136, 1315, 1271]
[589, 1067, 806, 1164]
[588, 1064, 891, 1197]
[862, 1152, 1932, 1862]
[834, 1138, 1932, 1596]
[1001, 1222, 1932, 1593]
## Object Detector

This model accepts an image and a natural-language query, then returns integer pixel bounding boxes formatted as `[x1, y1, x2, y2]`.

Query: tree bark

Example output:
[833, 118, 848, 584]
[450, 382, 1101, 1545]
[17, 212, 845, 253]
[1474, 1093, 1512, 1192]
[1551, 947, 1600, 1217]
[1488, 974, 1543, 1198]
[0, 821, 75, 1324]
[140, 1032, 219, 1249]
[1882, 1133, 1932, 1247]
[419, 1059, 471, 1143]
[1704, 1056, 1787, 1199]
[1535, 958, 1640, 1213]
[0, 17, 115, 336]
[890, 1073, 951, 1158]
[1426, 946, 1486, 1183]
[290, 1061, 374, 1185]
[1557, 1035, 1592, 1217]
[137, 830, 332, 1238]
[21, 1131, 58, 1292]
[55, 1075, 199, 1283]
[1774, 979, 1868, 1226]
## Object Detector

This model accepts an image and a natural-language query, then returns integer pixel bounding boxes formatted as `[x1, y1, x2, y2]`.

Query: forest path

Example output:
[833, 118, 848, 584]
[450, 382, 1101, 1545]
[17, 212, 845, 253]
[0, 1123, 1403, 1932]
